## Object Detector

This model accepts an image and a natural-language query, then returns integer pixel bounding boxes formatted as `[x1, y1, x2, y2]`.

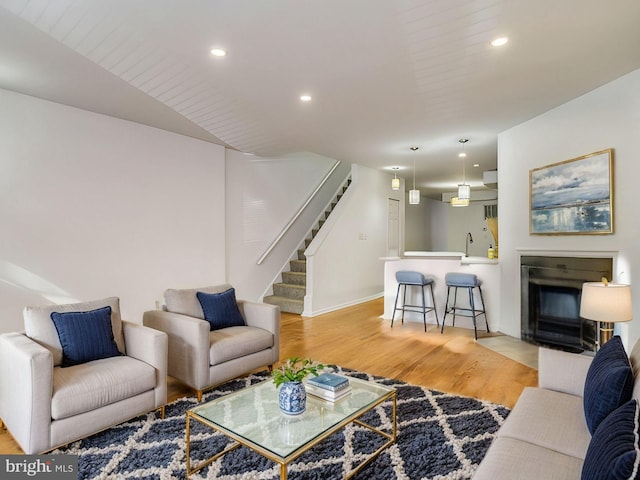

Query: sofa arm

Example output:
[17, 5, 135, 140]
[538, 347, 593, 397]
[0, 332, 53, 454]
[240, 301, 280, 362]
[122, 321, 168, 408]
[142, 310, 210, 391]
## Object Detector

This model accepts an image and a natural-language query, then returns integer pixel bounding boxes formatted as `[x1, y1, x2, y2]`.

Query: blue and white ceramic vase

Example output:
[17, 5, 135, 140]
[279, 381, 306, 415]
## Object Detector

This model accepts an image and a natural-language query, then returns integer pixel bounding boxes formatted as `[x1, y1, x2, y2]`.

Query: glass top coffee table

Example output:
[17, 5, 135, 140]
[186, 375, 396, 479]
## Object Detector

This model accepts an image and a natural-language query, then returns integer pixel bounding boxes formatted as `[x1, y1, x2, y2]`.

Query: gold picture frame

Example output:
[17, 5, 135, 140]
[530, 149, 614, 235]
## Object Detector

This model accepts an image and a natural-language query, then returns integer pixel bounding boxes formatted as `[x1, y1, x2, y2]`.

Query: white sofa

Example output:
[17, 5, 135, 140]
[474, 338, 640, 479]
[0, 297, 168, 454]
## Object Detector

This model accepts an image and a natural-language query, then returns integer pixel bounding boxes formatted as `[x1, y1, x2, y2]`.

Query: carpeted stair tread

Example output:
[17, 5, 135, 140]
[282, 271, 306, 286]
[273, 283, 305, 300]
[263, 295, 303, 314]
[290, 259, 306, 272]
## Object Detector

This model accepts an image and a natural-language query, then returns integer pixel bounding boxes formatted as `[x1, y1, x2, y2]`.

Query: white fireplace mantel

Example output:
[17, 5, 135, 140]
[515, 248, 619, 259]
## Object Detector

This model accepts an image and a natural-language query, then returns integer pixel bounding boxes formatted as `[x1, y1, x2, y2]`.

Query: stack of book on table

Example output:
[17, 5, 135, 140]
[305, 373, 351, 402]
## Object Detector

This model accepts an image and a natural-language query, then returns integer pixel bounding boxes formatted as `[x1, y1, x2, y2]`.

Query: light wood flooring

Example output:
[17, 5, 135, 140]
[0, 297, 538, 454]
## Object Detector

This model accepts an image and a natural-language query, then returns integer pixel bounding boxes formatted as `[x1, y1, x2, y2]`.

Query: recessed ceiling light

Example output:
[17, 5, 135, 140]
[210, 48, 227, 57]
[300, 94, 312, 102]
[490, 37, 508, 47]
[473, 163, 480, 168]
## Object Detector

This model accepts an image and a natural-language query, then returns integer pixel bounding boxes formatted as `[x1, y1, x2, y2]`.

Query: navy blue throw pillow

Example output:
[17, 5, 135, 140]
[582, 399, 640, 480]
[196, 289, 245, 331]
[583, 336, 634, 434]
[51, 306, 121, 367]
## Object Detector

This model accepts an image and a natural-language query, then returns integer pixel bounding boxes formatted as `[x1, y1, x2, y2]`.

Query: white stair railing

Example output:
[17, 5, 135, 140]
[257, 160, 341, 265]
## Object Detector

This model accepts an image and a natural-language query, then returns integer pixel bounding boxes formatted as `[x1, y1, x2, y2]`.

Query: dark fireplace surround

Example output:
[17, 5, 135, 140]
[521, 255, 613, 353]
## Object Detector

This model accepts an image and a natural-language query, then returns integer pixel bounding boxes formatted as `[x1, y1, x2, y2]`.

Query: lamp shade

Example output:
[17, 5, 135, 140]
[409, 189, 420, 204]
[450, 196, 469, 207]
[580, 282, 632, 322]
[457, 184, 471, 200]
[391, 177, 400, 190]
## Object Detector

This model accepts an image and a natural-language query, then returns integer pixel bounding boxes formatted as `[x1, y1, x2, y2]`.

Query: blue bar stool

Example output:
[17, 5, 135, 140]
[440, 272, 489, 340]
[392, 271, 438, 332]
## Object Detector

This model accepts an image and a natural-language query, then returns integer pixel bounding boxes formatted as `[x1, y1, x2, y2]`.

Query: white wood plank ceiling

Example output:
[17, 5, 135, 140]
[1, 0, 639, 196]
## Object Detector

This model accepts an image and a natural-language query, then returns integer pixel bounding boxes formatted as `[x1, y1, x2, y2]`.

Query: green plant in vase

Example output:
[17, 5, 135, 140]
[272, 357, 324, 415]
[272, 357, 324, 387]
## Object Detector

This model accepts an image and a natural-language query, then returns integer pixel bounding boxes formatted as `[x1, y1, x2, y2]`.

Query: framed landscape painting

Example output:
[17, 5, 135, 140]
[530, 149, 613, 235]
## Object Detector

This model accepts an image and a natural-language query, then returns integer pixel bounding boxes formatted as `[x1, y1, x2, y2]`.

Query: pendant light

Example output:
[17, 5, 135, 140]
[391, 167, 400, 190]
[409, 147, 420, 204]
[457, 139, 470, 201]
[450, 196, 470, 207]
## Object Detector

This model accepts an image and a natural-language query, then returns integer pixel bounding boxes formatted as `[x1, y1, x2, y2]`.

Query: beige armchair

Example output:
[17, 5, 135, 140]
[143, 284, 280, 401]
[0, 297, 168, 454]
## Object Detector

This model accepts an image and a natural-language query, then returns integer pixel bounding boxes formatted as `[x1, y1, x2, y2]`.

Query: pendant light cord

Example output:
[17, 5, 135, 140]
[413, 157, 416, 189]
[462, 156, 465, 184]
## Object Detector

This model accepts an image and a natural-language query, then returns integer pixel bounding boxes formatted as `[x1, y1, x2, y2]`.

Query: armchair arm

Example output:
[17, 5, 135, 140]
[0, 333, 53, 454]
[240, 301, 280, 361]
[538, 347, 593, 397]
[240, 301, 280, 332]
[122, 321, 168, 408]
[142, 310, 210, 391]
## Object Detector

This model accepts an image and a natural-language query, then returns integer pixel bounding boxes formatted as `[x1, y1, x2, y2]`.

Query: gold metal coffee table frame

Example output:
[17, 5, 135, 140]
[185, 376, 397, 479]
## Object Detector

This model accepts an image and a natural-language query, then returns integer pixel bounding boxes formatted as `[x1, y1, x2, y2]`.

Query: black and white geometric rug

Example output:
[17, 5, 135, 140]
[53, 368, 509, 479]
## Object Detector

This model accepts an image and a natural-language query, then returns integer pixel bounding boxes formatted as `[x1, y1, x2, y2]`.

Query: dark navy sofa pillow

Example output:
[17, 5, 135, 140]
[582, 399, 640, 480]
[583, 336, 634, 434]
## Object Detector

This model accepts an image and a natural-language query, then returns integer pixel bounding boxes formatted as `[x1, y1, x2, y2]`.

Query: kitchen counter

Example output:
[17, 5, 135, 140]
[402, 251, 499, 265]
[382, 254, 499, 331]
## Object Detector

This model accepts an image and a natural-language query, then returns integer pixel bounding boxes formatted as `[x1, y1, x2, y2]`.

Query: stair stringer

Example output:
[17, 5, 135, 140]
[302, 175, 355, 317]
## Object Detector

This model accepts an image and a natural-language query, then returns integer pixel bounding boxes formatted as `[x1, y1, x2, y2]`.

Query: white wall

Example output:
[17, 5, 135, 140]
[0, 89, 226, 333]
[446, 201, 497, 257]
[304, 164, 404, 315]
[498, 68, 640, 346]
[225, 150, 349, 301]
[405, 194, 430, 251]
[428, 199, 449, 251]
[423, 197, 498, 255]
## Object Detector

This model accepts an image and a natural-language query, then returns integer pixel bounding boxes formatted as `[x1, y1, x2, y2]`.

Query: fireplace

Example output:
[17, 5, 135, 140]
[521, 255, 612, 353]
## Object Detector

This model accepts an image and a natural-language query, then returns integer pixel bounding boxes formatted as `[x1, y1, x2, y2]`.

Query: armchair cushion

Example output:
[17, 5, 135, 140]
[51, 306, 121, 367]
[197, 289, 245, 331]
[583, 336, 634, 434]
[209, 326, 274, 365]
[51, 356, 157, 420]
[24, 297, 125, 367]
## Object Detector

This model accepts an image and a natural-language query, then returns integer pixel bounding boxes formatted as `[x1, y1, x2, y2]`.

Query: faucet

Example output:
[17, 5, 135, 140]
[465, 232, 473, 257]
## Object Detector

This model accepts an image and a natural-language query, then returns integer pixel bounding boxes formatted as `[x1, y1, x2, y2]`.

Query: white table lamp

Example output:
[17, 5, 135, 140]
[580, 279, 632, 346]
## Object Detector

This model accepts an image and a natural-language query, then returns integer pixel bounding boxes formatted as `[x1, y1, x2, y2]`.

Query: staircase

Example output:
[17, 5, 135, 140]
[264, 177, 351, 314]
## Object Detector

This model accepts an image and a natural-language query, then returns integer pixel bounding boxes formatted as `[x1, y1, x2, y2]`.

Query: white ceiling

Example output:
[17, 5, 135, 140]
[1, 0, 639, 198]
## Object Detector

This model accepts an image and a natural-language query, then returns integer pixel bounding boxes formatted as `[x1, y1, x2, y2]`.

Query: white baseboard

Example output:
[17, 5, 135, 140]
[302, 292, 383, 317]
